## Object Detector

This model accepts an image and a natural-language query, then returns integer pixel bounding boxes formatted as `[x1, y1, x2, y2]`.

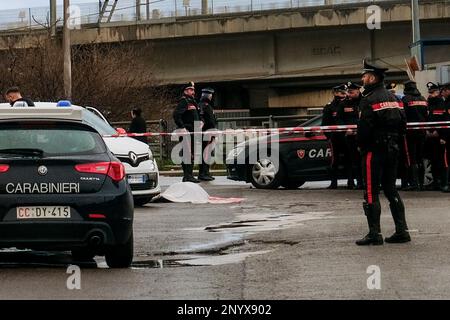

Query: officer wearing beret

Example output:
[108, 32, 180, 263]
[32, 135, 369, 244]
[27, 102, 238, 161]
[337, 82, 363, 189]
[427, 82, 449, 191]
[322, 84, 348, 189]
[173, 82, 201, 183]
[198, 88, 217, 181]
[356, 59, 410, 245]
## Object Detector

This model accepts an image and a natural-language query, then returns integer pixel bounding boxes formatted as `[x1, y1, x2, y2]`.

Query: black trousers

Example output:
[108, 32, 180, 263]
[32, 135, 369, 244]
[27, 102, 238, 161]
[429, 137, 449, 186]
[328, 133, 349, 182]
[345, 134, 362, 183]
[361, 137, 408, 234]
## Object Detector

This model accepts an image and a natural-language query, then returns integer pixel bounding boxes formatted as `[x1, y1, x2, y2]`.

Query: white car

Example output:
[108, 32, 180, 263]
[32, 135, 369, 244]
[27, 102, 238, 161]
[1, 102, 161, 205]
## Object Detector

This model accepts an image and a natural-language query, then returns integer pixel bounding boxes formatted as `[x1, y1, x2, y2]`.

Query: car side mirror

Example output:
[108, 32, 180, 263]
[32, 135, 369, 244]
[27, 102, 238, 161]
[116, 128, 127, 134]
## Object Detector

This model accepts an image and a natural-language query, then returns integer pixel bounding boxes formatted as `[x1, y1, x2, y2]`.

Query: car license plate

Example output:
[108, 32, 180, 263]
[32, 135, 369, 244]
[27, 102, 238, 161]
[127, 174, 146, 184]
[16, 206, 71, 219]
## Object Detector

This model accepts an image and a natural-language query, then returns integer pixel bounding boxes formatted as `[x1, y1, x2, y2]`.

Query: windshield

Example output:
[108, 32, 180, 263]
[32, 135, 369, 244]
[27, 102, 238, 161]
[82, 109, 117, 135]
[0, 124, 106, 157]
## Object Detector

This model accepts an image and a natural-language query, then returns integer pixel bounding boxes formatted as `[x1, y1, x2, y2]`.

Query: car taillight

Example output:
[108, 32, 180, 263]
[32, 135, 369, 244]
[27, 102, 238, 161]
[0, 164, 10, 173]
[107, 162, 125, 182]
[75, 162, 125, 182]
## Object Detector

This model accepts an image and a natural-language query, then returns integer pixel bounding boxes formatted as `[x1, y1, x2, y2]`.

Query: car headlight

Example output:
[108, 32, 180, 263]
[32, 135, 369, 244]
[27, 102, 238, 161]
[148, 149, 154, 161]
[227, 146, 245, 159]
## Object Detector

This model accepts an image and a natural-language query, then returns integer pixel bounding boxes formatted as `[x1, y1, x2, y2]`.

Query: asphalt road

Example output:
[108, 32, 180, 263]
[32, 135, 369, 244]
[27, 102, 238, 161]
[1, 177, 450, 299]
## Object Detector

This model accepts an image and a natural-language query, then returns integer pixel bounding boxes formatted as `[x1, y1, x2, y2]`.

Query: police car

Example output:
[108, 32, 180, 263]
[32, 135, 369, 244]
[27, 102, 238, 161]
[227, 115, 434, 189]
[226, 115, 333, 189]
[0, 105, 134, 267]
[5, 102, 161, 206]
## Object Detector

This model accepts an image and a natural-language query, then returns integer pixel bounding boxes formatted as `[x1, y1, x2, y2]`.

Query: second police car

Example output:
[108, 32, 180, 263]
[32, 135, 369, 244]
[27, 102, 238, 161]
[226, 115, 434, 189]
[0, 105, 134, 267]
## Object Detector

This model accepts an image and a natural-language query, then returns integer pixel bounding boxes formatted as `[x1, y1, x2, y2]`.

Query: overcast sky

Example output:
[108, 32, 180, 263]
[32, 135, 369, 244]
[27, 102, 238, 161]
[0, 0, 98, 10]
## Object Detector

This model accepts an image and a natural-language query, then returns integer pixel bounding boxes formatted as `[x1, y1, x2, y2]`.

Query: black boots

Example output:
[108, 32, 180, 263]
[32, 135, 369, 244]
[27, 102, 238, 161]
[356, 203, 384, 246]
[385, 232, 411, 243]
[182, 164, 200, 183]
[198, 164, 214, 181]
[440, 169, 450, 193]
[385, 197, 411, 243]
[403, 164, 420, 191]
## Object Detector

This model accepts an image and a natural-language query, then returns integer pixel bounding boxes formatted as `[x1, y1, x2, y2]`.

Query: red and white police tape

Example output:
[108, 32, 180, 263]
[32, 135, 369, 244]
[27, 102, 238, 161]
[101, 121, 450, 138]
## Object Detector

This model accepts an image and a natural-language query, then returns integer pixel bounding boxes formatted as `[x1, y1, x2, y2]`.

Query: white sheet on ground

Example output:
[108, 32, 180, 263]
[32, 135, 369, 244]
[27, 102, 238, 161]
[161, 182, 245, 204]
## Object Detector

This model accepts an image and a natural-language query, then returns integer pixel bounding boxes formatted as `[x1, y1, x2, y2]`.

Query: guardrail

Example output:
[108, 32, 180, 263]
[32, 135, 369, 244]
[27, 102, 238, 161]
[0, 0, 404, 33]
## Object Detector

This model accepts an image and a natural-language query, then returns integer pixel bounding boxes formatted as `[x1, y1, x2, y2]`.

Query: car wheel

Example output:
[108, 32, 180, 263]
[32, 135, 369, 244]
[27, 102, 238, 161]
[423, 159, 433, 187]
[134, 197, 153, 207]
[71, 248, 96, 261]
[250, 158, 284, 189]
[105, 232, 133, 268]
[282, 180, 305, 189]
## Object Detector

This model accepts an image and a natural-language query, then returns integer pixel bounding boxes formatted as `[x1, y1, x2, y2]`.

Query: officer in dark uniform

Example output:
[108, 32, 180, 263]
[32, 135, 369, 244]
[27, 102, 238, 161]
[402, 81, 428, 191]
[129, 108, 148, 144]
[198, 88, 217, 181]
[322, 84, 348, 189]
[386, 83, 409, 190]
[441, 82, 450, 187]
[356, 59, 410, 246]
[4, 87, 35, 106]
[173, 82, 201, 183]
[337, 82, 363, 189]
[427, 82, 449, 192]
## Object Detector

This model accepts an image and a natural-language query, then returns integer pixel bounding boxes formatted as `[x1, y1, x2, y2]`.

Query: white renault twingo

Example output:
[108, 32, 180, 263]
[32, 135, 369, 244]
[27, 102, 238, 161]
[2, 101, 160, 205]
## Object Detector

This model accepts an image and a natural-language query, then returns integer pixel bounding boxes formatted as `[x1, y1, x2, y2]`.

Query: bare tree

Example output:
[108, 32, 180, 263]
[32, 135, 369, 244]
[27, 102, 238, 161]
[0, 34, 175, 122]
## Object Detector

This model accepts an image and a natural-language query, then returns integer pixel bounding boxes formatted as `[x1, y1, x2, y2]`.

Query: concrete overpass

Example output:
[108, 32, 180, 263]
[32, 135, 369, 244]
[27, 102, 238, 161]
[1, 0, 449, 114]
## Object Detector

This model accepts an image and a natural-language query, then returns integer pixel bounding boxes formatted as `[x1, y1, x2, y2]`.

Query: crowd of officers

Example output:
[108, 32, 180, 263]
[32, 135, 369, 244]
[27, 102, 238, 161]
[322, 77, 450, 193]
[173, 82, 217, 183]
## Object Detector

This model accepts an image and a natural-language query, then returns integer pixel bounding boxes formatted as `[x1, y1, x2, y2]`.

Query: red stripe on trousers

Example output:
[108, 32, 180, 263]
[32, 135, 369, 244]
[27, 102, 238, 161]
[366, 152, 373, 204]
[445, 147, 449, 169]
[404, 137, 411, 167]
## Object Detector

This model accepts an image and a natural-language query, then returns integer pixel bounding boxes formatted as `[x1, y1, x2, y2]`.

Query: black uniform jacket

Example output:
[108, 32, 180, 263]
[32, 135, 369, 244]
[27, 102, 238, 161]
[173, 95, 200, 132]
[357, 82, 407, 153]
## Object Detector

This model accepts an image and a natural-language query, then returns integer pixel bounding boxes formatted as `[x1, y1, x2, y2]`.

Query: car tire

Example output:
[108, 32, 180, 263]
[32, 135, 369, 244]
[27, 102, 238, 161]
[423, 159, 433, 187]
[249, 158, 285, 189]
[282, 180, 305, 189]
[71, 248, 96, 261]
[134, 197, 153, 207]
[105, 231, 134, 268]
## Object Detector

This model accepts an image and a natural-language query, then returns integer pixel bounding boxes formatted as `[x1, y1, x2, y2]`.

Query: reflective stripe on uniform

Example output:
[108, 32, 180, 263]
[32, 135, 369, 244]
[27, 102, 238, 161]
[371, 101, 404, 111]
[366, 152, 373, 204]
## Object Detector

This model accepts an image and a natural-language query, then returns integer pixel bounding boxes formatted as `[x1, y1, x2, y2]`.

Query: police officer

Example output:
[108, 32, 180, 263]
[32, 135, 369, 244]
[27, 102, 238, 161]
[427, 82, 449, 192]
[356, 60, 410, 245]
[322, 84, 348, 189]
[4, 87, 35, 107]
[198, 88, 217, 181]
[402, 81, 428, 191]
[173, 82, 201, 183]
[441, 82, 450, 187]
[129, 108, 148, 144]
[337, 82, 363, 189]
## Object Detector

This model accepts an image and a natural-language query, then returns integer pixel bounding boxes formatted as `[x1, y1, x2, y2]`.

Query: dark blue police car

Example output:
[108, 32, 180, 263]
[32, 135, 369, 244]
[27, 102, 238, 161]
[226, 115, 433, 189]
[0, 105, 134, 268]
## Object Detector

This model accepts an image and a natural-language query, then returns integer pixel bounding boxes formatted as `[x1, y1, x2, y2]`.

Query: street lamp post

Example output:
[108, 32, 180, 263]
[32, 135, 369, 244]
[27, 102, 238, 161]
[411, 0, 422, 68]
[63, 0, 72, 100]
[50, 0, 56, 37]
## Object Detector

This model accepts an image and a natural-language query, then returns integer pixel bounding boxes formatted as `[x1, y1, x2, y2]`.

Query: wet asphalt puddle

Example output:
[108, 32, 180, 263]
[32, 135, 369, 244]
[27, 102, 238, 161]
[0, 204, 332, 269]
[129, 205, 334, 269]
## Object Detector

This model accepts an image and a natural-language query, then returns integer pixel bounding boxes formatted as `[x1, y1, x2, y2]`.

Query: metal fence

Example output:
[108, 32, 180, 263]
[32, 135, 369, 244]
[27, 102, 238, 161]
[0, 0, 404, 32]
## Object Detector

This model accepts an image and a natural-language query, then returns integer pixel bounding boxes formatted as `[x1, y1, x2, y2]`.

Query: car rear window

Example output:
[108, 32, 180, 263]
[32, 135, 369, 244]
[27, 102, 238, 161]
[0, 123, 107, 156]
